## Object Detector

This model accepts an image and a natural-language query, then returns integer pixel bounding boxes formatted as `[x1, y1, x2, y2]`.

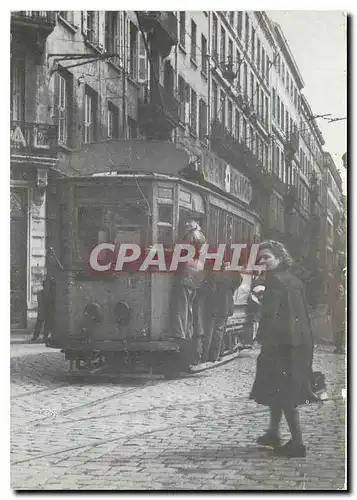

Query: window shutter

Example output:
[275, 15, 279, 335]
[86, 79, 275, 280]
[81, 11, 88, 36]
[98, 11, 105, 51]
[138, 32, 147, 82]
[184, 84, 190, 124]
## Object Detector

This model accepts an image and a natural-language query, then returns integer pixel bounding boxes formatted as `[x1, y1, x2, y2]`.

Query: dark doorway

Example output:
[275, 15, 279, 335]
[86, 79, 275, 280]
[11, 188, 28, 329]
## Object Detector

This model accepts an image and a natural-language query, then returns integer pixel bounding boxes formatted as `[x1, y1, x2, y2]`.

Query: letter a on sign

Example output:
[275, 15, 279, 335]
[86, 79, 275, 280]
[11, 126, 27, 148]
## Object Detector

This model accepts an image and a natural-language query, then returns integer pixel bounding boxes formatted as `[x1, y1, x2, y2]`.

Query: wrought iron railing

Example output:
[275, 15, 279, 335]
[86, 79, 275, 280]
[12, 11, 57, 25]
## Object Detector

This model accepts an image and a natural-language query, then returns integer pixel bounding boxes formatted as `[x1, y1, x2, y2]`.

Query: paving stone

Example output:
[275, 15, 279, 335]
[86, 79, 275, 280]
[11, 344, 346, 490]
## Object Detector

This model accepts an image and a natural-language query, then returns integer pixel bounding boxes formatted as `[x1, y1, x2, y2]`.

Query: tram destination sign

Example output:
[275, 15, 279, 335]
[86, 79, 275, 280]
[201, 150, 252, 205]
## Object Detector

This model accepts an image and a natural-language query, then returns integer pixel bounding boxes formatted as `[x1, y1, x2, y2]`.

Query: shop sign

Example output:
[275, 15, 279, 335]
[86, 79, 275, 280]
[201, 150, 252, 205]
[11, 122, 57, 155]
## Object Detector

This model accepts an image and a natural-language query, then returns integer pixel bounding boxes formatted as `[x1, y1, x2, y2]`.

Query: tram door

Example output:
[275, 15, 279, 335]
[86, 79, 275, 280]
[10, 188, 28, 328]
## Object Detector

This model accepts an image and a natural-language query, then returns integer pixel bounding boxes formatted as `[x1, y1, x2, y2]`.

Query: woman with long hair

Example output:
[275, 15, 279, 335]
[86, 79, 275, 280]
[250, 240, 314, 458]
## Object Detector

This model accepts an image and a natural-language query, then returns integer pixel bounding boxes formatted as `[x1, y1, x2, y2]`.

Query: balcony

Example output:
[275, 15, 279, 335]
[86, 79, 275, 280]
[11, 121, 58, 158]
[11, 11, 57, 33]
[137, 12, 178, 58]
[11, 11, 57, 58]
[210, 120, 265, 185]
[284, 184, 299, 211]
[264, 172, 287, 197]
[138, 84, 179, 140]
[285, 130, 300, 155]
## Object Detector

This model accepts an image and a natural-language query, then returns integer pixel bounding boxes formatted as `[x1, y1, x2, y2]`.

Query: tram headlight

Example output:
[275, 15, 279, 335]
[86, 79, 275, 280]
[113, 301, 131, 326]
[83, 302, 103, 324]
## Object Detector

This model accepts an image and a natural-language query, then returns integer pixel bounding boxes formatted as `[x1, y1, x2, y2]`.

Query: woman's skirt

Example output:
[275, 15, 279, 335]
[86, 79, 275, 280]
[250, 344, 312, 408]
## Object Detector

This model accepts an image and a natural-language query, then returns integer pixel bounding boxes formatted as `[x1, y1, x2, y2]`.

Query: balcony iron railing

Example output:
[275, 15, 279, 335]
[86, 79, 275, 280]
[210, 119, 265, 182]
[138, 84, 179, 138]
[11, 121, 57, 156]
[285, 130, 300, 155]
[11, 11, 57, 28]
[137, 12, 177, 57]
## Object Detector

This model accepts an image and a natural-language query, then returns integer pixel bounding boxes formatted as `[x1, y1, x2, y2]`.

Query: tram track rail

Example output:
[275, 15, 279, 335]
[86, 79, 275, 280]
[12, 394, 345, 468]
[27, 379, 160, 426]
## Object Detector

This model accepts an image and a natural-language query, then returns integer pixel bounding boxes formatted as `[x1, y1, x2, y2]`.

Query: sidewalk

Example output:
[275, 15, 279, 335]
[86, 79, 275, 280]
[11, 330, 33, 345]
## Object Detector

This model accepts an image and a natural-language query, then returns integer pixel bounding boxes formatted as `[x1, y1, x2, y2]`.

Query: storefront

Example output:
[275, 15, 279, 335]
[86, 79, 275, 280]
[10, 121, 57, 330]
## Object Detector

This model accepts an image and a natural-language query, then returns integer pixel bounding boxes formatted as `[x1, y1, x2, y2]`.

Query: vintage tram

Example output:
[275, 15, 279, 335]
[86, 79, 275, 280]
[47, 169, 261, 375]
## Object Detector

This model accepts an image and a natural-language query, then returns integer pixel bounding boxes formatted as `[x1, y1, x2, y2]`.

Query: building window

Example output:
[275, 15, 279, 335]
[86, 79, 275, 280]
[191, 20, 197, 62]
[251, 27, 255, 61]
[11, 54, 25, 122]
[286, 72, 290, 93]
[229, 11, 235, 25]
[212, 80, 218, 121]
[237, 11, 243, 37]
[228, 38, 233, 69]
[249, 126, 254, 151]
[179, 12, 185, 47]
[236, 49, 241, 89]
[266, 55, 270, 82]
[57, 72, 72, 145]
[190, 89, 197, 135]
[86, 11, 97, 44]
[245, 13, 249, 48]
[220, 26, 226, 69]
[282, 61, 285, 85]
[105, 12, 117, 54]
[235, 109, 240, 140]
[273, 146, 280, 176]
[201, 34, 208, 75]
[242, 118, 247, 144]
[212, 14, 218, 60]
[257, 38, 261, 71]
[129, 22, 138, 80]
[178, 76, 186, 122]
[107, 102, 118, 140]
[220, 90, 226, 125]
[264, 96, 268, 126]
[84, 86, 97, 143]
[256, 83, 260, 115]
[285, 110, 289, 135]
[199, 99, 207, 141]
[261, 90, 264, 121]
[227, 99, 233, 133]
[250, 73, 254, 101]
[262, 47, 265, 78]
[277, 95, 280, 124]
[281, 103, 285, 130]
[265, 144, 269, 170]
[164, 60, 174, 93]
[272, 89, 276, 119]
[138, 32, 148, 82]
[243, 63, 248, 94]
[280, 151, 284, 180]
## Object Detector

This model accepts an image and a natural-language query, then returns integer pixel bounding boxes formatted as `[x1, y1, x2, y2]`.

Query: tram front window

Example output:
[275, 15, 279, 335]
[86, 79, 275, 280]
[76, 204, 147, 266]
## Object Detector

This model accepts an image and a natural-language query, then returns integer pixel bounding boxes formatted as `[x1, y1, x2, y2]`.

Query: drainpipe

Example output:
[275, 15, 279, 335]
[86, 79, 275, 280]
[123, 11, 127, 139]
[207, 11, 211, 152]
[174, 16, 178, 145]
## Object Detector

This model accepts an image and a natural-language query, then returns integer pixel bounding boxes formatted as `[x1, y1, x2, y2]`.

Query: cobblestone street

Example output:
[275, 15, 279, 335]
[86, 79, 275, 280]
[11, 343, 346, 490]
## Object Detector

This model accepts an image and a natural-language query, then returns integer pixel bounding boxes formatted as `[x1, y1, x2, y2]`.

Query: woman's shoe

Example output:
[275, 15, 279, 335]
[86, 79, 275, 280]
[256, 432, 282, 448]
[274, 440, 306, 458]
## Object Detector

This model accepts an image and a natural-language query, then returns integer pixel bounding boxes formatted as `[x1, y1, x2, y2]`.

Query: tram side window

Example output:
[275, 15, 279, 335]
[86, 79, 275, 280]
[77, 207, 103, 263]
[208, 206, 219, 246]
[156, 203, 173, 247]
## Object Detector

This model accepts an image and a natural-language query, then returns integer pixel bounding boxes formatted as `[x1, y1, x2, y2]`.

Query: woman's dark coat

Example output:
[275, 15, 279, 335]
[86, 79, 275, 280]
[250, 266, 314, 408]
